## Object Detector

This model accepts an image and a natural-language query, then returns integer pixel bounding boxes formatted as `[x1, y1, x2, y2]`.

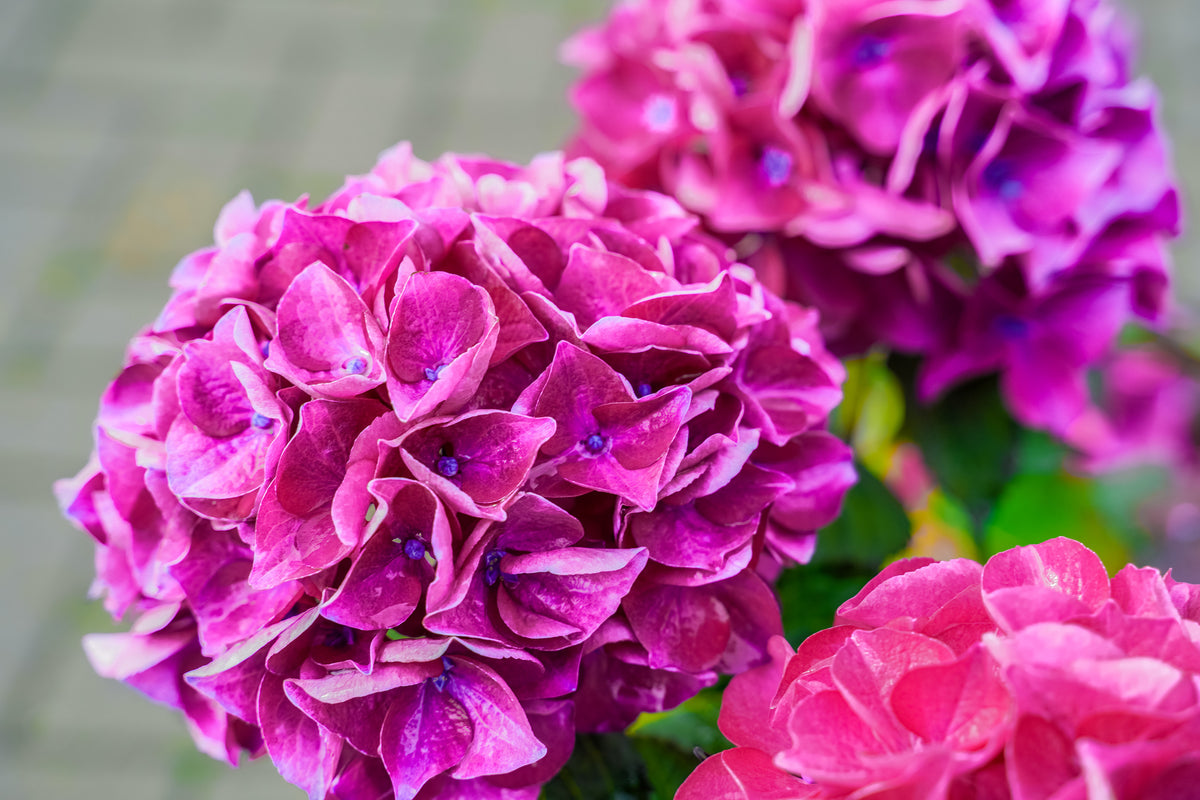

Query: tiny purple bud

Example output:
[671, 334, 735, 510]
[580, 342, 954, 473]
[251, 412, 273, 429]
[403, 538, 426, 561]
[436, 455, 460, 478]
[983, 159, 1023, 201]
[635, 382, 654, 398]
[852, 35, 890, 68]
[993, 315, 1030, 340]
[431, 655, 454, 691]
[322, 625, 356, 649]
[423, 364, 447, 382]
[260, 340, 271, 358]
[759, 147, 793, 188]
[342, 356, 368, 374]
[583, 433, 608, 455]
[484, 549, 507, 587]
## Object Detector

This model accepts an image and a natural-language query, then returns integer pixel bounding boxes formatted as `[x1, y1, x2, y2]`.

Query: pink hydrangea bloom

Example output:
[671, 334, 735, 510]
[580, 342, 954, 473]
[55, 144, 853, 799]
[679, 537, 1200, 799]
[565, 0, 1181, 438]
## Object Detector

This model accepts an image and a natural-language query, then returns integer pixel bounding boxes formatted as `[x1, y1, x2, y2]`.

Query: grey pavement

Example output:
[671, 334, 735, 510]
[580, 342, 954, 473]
[0, 1, 1196, 798]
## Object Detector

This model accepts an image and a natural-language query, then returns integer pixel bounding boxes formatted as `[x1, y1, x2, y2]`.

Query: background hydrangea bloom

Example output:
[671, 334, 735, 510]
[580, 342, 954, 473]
[678, 537, 1200, 799]
[564, 0, 1181, 437]
[55, 143, 852, 798]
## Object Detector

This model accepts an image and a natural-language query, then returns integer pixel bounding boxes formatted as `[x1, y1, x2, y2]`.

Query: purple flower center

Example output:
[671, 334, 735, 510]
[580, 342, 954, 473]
[983, 159, 1023, 201]
[852, 35, 891, 68]
[403, 538, 426, 560]
[635, 382, 654, 398]
[643, 93, 677, 133]
[759, 146, 793, 188]
[730, 72, 751, 97]
[436, 455, 460, 478]
[424, 364, 447, 382]
[250, 413, 273, 430]
[994, 314, 1030, 340]
[260, 340, 271, 358]
[583, 433, 608, 455]
[322, 625, 356, 649]
[484, 549, 517, 587]
[343, 356, 368, 374]
[431, 656, 453, 692]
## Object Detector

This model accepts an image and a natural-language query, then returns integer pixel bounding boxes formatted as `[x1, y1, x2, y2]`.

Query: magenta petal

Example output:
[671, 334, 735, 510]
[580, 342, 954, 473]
[719, 636, 795, 753]
[399, 410, 556, 515]
[258, 674, 342, 800]
[380, 682, 473, 800]
[284, 662, 439, 756]
[890, 644, 1013, 751]
[322, 480, 450, 630]
[553, 244, 668, 330]
[184, 614, 299, 724]
[497, 547, 648, 643]
[170, 528, 300, 655]
[249, 482, 350, 589]
[264, 263, 386, 398]
[274, 398, 388, 516]
[981, 536, 1111, 630]
[446, 659, 546, 779]
[676, 747, 820, 800]
[624, 571, 781, 673]
[386, 270, 500, 422]
[836, 557, 984, 630]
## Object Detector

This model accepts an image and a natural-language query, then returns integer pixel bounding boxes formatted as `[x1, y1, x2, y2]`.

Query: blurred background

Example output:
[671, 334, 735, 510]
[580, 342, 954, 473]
[0, 0, 1195, 798]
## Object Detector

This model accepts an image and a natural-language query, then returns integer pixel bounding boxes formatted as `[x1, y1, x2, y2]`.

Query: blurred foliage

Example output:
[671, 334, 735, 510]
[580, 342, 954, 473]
[541, 688, 729, 800]
[810, 463, 912, 569]
[541, 351, 1172, 799]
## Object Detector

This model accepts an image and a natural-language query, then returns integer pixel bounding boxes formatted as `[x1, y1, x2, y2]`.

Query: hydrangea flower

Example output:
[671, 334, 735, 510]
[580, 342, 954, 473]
[565, 0, 1180, 437]
[678, 537, 1200, 799]
[55, 143, 853, 798]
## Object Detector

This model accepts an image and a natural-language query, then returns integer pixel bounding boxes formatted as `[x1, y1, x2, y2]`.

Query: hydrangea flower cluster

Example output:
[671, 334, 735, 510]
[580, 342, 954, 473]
[55, 143, 853, 799]
[565, 0, 1181, 435]
[679, 537, 1200, 799]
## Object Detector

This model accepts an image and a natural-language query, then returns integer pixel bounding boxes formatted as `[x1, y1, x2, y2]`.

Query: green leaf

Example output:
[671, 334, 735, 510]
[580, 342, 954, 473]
[627, 685, 731, 756]
[540, 734, 653, 800]
[983, 471, 1132, 571]
[631, 737, 704, 800]
[894, 358, 1019, 530]
[810, 463, 911, 570]
[776, 561, 877, 644]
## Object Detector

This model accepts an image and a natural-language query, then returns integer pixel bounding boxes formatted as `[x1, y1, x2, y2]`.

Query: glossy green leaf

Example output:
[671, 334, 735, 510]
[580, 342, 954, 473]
[984, 471, 1132, 571]
[627, 685, 730, 756]
[810, 462, 911, 569]
[776, 561, 877, 644]
[541, 734, 652, 800]
[894, 359, 1019, 530]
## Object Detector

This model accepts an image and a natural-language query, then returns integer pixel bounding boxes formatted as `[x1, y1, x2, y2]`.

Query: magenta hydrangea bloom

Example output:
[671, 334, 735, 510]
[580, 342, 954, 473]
[678, 537, 1200, 799]
[55, 143, 852, 799]
[565, 0, 1181, 437]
